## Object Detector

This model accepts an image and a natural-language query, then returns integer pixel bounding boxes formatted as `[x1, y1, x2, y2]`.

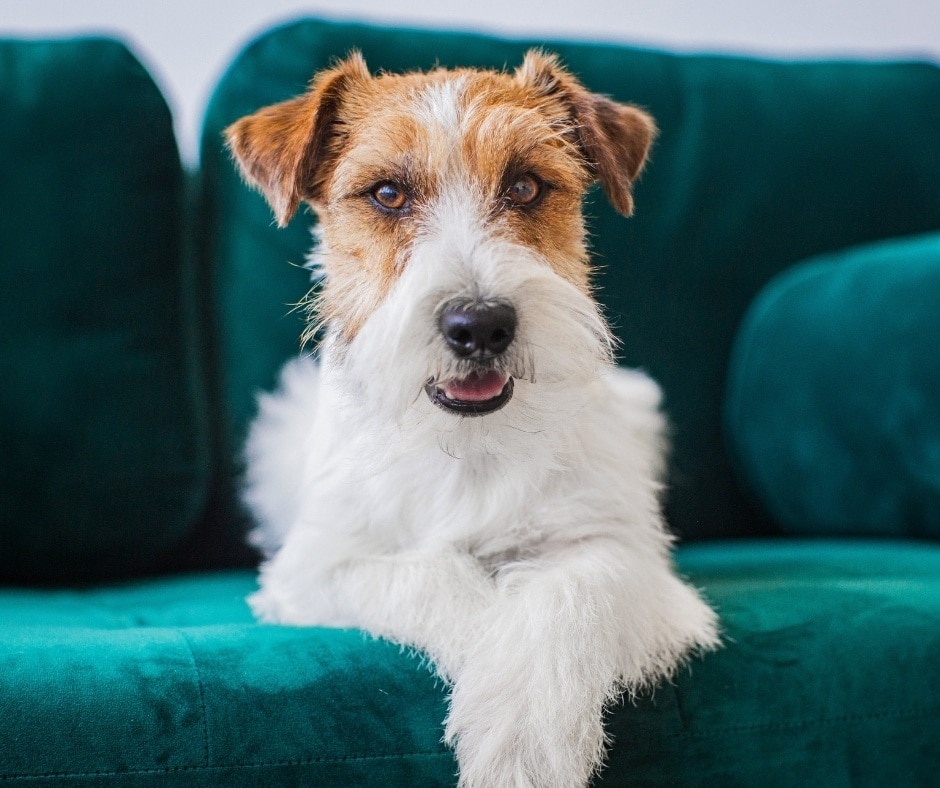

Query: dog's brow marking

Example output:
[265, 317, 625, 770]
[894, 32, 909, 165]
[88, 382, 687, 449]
[412, 75, 490, 245]
[415, 76, 467, 138]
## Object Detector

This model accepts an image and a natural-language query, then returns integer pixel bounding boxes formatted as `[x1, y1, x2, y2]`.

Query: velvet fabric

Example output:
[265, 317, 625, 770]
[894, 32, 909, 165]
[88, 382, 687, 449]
[0, 39, 210, 583]
[726, 233, 940, 537]
[200, 18, 940, 540]
[2, 542, 938, 785]
[2, 22, 939, 788]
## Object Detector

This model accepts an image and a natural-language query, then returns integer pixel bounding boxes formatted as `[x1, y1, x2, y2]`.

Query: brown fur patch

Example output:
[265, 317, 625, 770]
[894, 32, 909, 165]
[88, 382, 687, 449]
[227, 51, 656, 342]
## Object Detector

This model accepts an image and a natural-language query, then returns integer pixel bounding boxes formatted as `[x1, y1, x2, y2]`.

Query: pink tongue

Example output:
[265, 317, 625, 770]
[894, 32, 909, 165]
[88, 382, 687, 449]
[443, 371, 508, 402]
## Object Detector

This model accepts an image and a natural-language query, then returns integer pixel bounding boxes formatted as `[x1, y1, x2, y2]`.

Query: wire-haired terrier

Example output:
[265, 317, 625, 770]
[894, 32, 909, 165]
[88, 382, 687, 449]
[227, 49, 719, 788]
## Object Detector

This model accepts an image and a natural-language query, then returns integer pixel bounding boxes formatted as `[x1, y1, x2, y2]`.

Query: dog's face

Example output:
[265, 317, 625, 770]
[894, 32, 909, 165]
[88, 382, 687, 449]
[228, 51, 654, 439]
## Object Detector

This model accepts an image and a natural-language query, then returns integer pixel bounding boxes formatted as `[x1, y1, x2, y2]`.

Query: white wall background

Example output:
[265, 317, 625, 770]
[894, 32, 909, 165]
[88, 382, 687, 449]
[3, 0, 939, 163]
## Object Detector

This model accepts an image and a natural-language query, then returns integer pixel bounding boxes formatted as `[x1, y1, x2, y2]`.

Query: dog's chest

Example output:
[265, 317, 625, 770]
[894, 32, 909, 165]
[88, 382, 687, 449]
[342, 442, 555, 551]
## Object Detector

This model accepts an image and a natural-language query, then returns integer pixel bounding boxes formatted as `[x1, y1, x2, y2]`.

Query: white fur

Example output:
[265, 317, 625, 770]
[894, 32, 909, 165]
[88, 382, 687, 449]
[416, 76, 469, 138]
[244, 115, 719, 787]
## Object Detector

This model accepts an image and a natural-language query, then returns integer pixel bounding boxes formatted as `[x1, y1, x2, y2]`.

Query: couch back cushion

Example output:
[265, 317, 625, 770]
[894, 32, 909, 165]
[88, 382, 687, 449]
[0, 39, 210, 583]
[200, 18, 940, 539]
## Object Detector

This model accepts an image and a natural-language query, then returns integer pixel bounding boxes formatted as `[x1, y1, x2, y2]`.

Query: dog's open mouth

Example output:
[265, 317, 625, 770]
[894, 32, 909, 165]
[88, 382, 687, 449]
[426, 370, 513, 416]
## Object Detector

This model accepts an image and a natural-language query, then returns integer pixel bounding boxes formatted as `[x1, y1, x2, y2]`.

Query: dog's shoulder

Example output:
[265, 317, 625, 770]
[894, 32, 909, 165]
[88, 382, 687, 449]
[269, 354, 320, 401]
[585, 366, 669, 484]
[243, 355, 321, 555]
[601, 366, 663, 413]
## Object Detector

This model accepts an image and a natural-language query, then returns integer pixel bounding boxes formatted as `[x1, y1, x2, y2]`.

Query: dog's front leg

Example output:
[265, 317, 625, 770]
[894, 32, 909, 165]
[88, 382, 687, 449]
[445, 537, 719, 788]
[251, 529, 497, 681]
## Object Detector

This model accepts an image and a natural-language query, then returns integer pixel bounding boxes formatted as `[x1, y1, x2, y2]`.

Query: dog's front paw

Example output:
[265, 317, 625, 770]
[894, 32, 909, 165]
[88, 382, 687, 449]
[444, 659, 607, 788]
[446, 704, 606, 788]
[248, 582, 353, 628]
[247, 587, 285, 623]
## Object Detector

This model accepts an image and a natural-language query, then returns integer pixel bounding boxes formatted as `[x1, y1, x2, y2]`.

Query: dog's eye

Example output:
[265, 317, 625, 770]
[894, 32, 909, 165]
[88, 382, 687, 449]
[370, 181, 409, 212]
[506, 174, 542, 207]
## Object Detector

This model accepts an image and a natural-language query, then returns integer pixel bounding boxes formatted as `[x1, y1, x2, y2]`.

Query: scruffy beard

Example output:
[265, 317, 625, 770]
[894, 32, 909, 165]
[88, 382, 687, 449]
[310, 230, 614, 463]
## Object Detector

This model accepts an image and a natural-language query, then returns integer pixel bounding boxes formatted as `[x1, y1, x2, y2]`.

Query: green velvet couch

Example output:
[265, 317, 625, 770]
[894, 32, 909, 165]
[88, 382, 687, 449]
[2, 18, 939, 786]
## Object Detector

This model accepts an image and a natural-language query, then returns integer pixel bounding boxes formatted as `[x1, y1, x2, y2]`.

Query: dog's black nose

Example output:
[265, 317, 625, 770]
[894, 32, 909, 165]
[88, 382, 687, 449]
[439, 301, 516, 359]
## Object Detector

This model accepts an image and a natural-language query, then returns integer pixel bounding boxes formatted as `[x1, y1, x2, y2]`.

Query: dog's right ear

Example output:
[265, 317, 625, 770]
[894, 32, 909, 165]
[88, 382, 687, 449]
[225, 53, 371, 227]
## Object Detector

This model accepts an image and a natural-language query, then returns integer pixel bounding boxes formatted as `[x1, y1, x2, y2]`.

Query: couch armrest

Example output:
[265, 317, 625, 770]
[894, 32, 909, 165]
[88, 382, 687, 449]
[0, 38, 211, 583]
[724, 232, 940, 538]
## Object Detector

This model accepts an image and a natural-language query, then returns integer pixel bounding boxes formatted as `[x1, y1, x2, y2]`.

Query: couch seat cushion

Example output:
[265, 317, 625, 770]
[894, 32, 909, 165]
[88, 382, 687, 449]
[1, 541, 938, 785]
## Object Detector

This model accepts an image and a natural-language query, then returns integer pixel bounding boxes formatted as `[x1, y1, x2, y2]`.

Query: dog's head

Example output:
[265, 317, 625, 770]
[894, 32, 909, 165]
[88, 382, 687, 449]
[227, 51, 655, 438]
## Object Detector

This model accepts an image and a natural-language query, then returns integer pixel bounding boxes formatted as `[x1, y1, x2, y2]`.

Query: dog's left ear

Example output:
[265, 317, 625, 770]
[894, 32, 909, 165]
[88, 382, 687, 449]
[225, 52, 371, 226]
[515, 50, 657, 217]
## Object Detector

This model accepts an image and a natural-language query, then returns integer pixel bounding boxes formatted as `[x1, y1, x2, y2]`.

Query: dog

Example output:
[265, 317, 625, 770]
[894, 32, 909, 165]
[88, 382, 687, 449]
[226, 49, 719, 787]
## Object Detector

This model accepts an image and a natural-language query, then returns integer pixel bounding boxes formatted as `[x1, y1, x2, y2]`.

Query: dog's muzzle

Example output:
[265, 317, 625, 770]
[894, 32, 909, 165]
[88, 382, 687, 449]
[427, 300, 516, 416]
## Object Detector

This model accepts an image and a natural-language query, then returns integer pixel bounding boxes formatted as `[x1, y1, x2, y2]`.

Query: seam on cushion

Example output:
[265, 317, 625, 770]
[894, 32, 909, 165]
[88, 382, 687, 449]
[175, 631, 211, 768]
[668, 703, 940, 738]
[0, 750, 452, 781]
[2, 705, 936, 779]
